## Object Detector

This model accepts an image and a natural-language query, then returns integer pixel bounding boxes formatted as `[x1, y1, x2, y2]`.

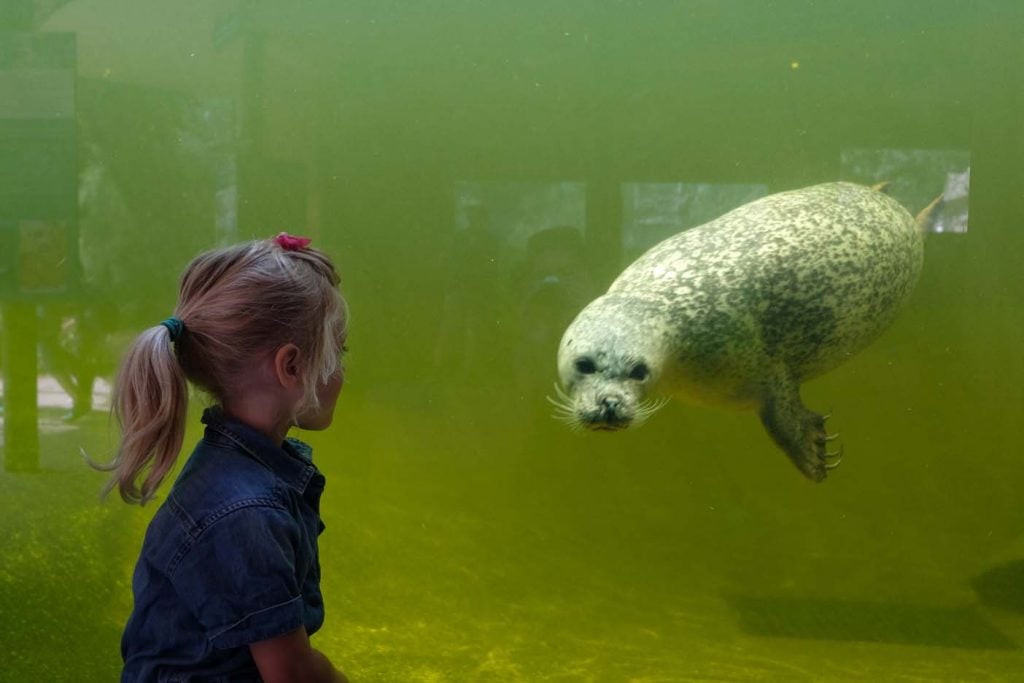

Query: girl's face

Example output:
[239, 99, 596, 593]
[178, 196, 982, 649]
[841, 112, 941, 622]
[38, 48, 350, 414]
[295, 366, 345, 431]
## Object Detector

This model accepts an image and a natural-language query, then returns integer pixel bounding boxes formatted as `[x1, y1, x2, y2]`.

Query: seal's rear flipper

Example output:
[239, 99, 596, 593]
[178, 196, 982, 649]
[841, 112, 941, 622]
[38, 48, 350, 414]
[757, 378, 839, 482]
[915, 192, 945, 234]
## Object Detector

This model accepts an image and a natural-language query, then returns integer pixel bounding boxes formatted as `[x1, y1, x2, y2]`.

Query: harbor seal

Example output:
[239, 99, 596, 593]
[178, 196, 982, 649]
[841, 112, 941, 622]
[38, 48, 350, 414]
[553, 182, 928, 481]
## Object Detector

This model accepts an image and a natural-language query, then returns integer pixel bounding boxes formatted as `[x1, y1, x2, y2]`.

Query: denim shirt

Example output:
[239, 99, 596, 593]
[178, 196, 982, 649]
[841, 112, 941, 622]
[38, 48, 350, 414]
[121, 408, 327, 683]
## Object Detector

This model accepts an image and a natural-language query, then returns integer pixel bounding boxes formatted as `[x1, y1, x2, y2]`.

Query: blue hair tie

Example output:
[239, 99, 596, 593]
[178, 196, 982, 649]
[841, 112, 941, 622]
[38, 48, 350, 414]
[160, 317, 185, 343]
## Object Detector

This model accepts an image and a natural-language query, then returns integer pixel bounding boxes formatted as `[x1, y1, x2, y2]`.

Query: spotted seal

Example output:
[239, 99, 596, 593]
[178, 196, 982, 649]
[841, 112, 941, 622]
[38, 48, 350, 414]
[553, 182, 929, 481]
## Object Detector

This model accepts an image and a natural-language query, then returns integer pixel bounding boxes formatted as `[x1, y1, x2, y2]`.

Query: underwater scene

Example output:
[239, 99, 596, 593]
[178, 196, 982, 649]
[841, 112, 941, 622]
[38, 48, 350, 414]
[2, 0, 1023, 680]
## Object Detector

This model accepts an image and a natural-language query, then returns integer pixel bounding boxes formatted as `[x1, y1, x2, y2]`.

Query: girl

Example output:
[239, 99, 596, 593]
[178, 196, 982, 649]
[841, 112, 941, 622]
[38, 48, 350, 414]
[98, 233, 349, 682]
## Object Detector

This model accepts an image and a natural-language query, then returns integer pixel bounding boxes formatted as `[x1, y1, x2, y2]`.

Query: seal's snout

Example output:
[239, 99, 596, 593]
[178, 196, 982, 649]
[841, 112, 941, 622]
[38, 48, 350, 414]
[581, 393, 632, 431]
[598, 395, 627, 424]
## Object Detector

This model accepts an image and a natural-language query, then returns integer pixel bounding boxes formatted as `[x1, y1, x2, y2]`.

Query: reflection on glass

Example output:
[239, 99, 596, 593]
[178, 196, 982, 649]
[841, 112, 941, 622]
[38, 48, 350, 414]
[0, 1, 1019, 680]
[621, 182, 767, 259]
[1, 30, 78, 471]
[437, 181, 587, 383]
[453, 180, 587, 251]
[840, 147, 971, 233]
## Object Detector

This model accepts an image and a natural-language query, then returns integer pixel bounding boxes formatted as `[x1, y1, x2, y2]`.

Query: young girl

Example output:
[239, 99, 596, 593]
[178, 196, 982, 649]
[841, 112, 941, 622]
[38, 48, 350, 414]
[99, 233, 350, 682]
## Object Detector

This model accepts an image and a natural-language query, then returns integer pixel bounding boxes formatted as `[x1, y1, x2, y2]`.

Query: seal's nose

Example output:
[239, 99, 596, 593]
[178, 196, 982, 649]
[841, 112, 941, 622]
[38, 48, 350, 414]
[600, 396, 621, 416]
[591, 395, 631, 430]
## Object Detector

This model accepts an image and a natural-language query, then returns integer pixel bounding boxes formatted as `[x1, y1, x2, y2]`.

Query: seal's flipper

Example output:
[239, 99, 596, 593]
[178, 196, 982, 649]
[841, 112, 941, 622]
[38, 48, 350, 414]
[758, 378, 837, 482]
[915, 192, 945, 234]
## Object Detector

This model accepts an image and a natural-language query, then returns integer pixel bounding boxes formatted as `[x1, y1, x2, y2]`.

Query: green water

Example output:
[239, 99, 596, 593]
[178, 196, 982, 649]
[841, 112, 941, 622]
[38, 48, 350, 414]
[2, 1, 1024, 680]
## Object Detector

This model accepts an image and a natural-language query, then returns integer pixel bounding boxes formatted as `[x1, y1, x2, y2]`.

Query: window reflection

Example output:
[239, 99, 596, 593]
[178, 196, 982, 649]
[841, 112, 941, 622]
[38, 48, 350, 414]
[437, 181, 588, 383]
[840, 147, 971, 233]
[0, 1, 1015, 679]
[0, 31, 78, 471]
[621, 182, 767, 259]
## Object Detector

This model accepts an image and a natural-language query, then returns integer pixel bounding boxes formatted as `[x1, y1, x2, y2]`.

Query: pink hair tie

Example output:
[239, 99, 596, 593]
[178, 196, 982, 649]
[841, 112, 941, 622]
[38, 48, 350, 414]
[273, 232, 312, 251]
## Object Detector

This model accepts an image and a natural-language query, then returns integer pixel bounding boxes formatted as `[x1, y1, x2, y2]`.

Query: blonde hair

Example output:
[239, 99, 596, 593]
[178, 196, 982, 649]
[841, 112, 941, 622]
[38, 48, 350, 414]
[96, 238, 347, 504]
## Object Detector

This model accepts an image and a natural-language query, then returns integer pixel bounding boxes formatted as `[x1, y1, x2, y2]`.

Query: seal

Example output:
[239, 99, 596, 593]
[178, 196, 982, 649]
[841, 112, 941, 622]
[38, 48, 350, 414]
[552, 182, 928, 481]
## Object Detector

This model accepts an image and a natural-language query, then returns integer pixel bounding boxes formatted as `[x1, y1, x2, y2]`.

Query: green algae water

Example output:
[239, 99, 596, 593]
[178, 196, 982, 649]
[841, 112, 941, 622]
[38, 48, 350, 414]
[2, 1, 1024, 680]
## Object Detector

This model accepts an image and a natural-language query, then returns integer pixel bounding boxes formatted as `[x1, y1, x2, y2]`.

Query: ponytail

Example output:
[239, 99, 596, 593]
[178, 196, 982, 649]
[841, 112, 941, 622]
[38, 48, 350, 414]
[97, 324, 189, 504]
[92, 236, 346, 504]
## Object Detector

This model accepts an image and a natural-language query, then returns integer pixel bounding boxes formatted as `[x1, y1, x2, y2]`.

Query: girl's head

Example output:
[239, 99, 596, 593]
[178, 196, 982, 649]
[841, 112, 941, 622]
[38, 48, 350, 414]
[103, 234, 348, 504]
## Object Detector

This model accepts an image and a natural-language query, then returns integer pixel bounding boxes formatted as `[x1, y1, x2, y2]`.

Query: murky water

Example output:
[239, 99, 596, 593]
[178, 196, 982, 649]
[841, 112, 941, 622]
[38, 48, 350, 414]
[2, 1, 1023, 680]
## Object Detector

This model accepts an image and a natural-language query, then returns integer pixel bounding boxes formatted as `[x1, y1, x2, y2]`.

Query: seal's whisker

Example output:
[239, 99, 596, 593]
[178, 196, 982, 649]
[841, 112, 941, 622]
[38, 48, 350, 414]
[631, 397, 670, 428]
[546, 384, 582, 424]
[545, 394, 569, 409]
[552, 382, 574, 405]
[550, 412, 583, 430]
[546, 394, 580, 426]
[545, 395, 575, 417]
[634, 396, 669, 420]
[643, 397, 667, 413]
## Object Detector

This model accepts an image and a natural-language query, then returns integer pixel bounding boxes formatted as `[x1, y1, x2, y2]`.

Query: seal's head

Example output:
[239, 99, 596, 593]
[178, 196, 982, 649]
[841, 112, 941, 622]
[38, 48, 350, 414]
[551, 295, 669, 431]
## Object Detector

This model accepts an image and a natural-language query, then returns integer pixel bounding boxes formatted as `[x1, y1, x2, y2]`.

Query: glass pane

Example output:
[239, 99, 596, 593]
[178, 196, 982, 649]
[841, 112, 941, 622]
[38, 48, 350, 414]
[2, 1, 1022, 680]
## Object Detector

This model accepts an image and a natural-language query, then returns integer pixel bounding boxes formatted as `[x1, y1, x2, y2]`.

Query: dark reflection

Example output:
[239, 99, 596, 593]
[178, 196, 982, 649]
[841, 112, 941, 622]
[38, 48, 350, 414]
[436, 182, 589, 397]
[0, 22, 131, 679]
[513, 225, 596, 421]
[75, 84, 225, 329]
[37, 297, 105, 420]
[0, 30, 78, 470]
[433, 202, 505, 382]
[729, 596, 1017, 650]
[972, 560, 1024, 614]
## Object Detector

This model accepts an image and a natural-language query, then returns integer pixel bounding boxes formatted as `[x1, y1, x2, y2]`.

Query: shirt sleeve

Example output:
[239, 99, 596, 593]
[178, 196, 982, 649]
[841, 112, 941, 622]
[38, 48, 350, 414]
[170, 502, 305, 650]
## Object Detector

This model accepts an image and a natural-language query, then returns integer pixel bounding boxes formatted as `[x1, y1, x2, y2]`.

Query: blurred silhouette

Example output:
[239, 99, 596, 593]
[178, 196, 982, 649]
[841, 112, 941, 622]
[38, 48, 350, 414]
[33, 138, 127, 421]
[433, 203, 506, 383]
[513, 225, 597, 423]
[37, 296, 104, 420]
[972, 559, 1024, 614]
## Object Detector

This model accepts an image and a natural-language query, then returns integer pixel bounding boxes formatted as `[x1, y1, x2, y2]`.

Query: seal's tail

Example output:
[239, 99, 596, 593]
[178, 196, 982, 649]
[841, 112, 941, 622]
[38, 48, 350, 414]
[915, 192, 945, 234]
[871, 181, 944, 233]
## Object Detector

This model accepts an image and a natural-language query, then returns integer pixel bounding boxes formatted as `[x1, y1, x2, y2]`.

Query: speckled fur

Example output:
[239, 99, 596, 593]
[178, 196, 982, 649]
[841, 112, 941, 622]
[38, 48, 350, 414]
[557, 182, 923, 481]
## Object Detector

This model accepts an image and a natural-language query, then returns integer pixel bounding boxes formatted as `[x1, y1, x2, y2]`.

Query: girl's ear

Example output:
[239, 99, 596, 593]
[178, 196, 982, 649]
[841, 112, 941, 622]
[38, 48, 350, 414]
[273, 343, 303, 389]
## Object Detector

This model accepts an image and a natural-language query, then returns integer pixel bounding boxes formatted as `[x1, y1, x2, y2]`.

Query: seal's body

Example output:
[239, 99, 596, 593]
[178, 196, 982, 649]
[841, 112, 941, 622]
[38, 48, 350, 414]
[555, 182, 924, 481]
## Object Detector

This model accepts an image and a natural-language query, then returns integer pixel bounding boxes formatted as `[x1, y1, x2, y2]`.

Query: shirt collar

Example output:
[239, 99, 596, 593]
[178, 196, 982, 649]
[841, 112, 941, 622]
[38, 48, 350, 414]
[200, 407, 319, 494]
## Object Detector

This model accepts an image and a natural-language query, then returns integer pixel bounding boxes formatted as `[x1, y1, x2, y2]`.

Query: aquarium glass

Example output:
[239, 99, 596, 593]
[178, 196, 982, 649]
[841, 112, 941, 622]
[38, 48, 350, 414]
[2, 1, 1023, 680]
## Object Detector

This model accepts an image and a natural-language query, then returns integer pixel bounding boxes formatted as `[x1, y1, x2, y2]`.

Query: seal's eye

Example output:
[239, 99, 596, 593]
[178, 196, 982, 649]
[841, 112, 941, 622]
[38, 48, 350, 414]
[575, 357, 597, 375]
[629, 363, 649, 381]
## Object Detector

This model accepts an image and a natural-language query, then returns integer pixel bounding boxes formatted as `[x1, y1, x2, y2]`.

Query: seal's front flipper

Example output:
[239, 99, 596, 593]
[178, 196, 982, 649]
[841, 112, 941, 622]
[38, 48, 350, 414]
[758, 378, 840, 482]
